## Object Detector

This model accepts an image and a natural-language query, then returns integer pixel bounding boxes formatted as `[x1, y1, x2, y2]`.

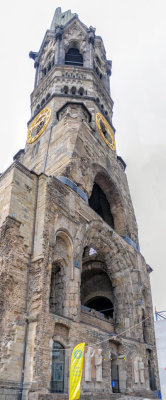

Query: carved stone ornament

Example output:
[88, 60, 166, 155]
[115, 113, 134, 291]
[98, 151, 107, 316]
[40, 38, 56, 65]
[63, 22, 87, 54]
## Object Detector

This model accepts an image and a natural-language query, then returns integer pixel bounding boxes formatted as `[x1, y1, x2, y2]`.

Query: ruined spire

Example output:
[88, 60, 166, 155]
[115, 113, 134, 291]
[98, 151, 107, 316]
[50, 7, 78, 30]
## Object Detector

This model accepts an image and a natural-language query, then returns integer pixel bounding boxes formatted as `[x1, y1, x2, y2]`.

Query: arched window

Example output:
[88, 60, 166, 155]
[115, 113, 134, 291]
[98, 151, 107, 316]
[49, 263, 63, 315]
[78, 87, 84, 96]
[46, 93, 51, 101]
[71, 86, 76, 95]
[81, 265, 114, 320]
[89, 183, 114, 229]
[65, 48, 83, 66]
[41, 98, 45, 107]
[64, 85, 69, 94]
[51, 342, 64, 393]
[146, 349, 156, 391]
[48, 62, 51, 71]
[43, 67, 47, 76]
[95, 56, 101, 67]
[49, 232, 72, 318]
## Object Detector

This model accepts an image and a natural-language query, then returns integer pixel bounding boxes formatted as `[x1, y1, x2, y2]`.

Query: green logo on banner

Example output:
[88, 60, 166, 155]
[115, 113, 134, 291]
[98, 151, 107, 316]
[74, 349, 83, 359]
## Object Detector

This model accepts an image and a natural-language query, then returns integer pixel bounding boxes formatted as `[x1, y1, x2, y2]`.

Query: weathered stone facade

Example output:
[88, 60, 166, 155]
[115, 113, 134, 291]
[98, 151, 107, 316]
[0, 7, 160, 400]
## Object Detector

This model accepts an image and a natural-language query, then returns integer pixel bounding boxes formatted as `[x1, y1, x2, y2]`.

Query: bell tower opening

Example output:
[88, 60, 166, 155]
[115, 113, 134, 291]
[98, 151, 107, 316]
[89, 182, 114, 229]
[65, 48, 83, 66]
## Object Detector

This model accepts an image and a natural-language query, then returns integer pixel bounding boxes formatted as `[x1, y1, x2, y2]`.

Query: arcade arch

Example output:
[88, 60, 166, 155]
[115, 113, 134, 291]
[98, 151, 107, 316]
[49, 230, 73, 317]
[89, 169, 126, 236]
[81, 248, 114, 320]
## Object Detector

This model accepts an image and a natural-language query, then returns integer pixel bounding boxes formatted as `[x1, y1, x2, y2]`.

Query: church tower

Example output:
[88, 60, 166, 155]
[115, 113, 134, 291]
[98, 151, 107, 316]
[0, 8, 159, 400]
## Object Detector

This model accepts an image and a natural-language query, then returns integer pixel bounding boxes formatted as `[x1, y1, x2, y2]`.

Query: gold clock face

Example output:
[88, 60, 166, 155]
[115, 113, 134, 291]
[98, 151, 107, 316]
[27, 107, 51, 143]
[96, 113, 116, 151]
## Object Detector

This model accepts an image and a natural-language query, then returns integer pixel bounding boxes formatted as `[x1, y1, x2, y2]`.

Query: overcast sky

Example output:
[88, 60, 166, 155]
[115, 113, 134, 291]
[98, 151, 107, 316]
[0, 0, 166, 312]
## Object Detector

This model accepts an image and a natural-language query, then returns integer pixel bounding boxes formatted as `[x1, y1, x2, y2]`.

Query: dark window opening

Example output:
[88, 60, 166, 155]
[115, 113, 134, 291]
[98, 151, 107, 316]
[142, 309, 146, 342]
[49, 263, 63, 315]
[64, 85, 69, 94]
[94, 66, 102, 80]
[48, 62, 51, 71]
[51, 342, 64, 393]
[147, 350, 157, 391]
[71, 86, 76, 95]
[46, 93, 51, 100]
[95, 56, 101, 67]
[89, 183, 114, 229]
[111, 364, 120, 393]
[65, 48, 83, 66]
[78, 87, 84, 96]
[85, 296, 113, 318]
[148, 361, 156, 391]
[42, 58, 54, 78]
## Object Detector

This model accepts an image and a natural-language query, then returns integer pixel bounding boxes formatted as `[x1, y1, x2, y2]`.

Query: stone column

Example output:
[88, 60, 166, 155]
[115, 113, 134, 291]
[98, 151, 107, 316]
[106, 60, 112, 94]
[88, 27, 95, 69]
[134, 358, 139, 383]
[109, 352, 113, 393]
[54, 26, 63, 65]
[29, 51, 39, 88]
[34, 60, 39, 89]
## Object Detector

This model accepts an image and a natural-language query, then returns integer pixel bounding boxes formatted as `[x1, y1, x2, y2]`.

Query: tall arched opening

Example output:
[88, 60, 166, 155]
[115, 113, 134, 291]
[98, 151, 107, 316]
[89, 182, 114, 229]
[49, 230, 73, 317]
[89, 170, 126, 235]
[81, 249, 114, 321]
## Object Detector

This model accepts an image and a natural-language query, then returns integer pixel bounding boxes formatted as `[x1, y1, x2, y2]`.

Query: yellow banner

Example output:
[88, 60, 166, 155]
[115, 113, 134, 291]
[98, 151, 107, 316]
[69, 342, 85, 400]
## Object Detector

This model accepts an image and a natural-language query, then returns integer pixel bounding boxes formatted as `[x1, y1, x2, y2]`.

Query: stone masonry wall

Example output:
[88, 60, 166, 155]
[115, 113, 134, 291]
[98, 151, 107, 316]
[23, 103, 139, 245]
[0, 168, 159, 399]
[0, 165, 14, 227]
[0, 216, 29, 392]
[20, 175, 159, 399]
[0, 162, 38, 398]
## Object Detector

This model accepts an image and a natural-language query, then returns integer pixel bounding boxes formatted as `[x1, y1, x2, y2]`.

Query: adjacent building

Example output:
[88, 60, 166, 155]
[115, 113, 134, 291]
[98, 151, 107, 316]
[155, 315, 166, 399]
